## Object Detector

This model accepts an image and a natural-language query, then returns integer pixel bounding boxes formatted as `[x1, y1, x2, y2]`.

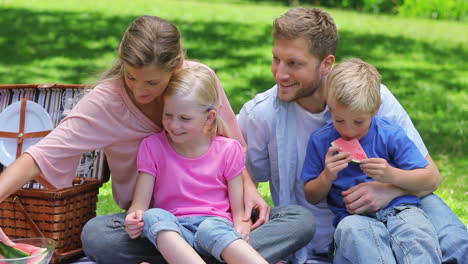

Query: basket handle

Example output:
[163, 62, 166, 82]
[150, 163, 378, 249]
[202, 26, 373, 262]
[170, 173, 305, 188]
[13, 196, 46, 238]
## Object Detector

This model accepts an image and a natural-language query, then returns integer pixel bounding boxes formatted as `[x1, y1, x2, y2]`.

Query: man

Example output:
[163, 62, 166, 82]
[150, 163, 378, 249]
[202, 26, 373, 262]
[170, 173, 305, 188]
[237, 7, 468, 264]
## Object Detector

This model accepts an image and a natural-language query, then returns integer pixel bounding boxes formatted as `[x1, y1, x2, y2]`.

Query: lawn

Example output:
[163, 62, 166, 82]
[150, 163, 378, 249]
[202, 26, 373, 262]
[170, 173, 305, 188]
[1, 0, 466, 224]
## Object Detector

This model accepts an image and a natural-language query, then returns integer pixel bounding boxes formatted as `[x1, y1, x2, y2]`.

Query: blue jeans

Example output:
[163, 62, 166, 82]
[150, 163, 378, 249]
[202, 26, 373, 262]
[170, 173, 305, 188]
[419, 194, 468, 264]
[333, 205, 441, 264]
[81, 205, 314, 264]
[142, 208, 241, 262]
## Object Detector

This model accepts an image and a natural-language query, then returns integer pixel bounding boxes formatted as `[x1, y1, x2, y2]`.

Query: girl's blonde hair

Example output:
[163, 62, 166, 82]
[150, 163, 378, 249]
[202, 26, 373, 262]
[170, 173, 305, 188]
[98, 15, 185, 83]
[164, 66, 228, 137]
[326, 58, 381, 114]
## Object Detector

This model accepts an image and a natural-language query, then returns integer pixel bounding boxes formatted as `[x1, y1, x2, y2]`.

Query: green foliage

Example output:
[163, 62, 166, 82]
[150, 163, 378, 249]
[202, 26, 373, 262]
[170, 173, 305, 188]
[399, 0, 467, 21]
[96, 180, 125, 216]
[253, 0, 467, 21]
[1, 0, 466, 224]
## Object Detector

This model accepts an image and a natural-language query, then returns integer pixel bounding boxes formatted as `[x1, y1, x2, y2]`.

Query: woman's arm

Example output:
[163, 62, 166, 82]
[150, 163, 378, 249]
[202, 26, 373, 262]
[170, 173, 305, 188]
[0, 154, 39, 202]
[0, 154, 40, 245]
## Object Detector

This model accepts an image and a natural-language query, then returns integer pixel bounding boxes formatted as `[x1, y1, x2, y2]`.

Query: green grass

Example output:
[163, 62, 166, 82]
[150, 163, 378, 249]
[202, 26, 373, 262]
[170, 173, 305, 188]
[1, 0, 466, 224]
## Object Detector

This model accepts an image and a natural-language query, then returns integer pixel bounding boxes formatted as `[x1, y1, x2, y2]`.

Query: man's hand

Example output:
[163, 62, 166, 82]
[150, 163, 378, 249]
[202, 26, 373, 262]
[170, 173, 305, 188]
[242, 180, 270, 230]
[125, 210, 144, 239]
[0, 228, 14, 247]
[342, 181, 404, 214]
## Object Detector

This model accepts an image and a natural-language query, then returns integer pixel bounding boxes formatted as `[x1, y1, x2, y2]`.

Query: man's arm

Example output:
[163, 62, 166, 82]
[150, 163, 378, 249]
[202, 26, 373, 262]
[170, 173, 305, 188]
[237, 100, 272, 229]
[241, 170, 270, 229]
[343, 154, 439, 214]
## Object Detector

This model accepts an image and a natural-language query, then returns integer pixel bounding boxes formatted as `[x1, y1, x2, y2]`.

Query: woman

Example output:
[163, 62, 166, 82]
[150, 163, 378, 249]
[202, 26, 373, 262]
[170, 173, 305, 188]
[0, 15, 314, 264]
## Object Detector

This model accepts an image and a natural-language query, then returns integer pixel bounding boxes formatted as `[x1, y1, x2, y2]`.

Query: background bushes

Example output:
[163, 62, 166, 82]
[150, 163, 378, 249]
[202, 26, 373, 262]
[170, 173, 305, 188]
[262, 0, 467, 21]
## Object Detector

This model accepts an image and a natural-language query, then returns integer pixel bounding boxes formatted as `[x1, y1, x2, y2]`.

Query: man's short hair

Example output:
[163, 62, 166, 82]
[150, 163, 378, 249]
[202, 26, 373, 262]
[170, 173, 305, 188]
[273, 7, 338, 60]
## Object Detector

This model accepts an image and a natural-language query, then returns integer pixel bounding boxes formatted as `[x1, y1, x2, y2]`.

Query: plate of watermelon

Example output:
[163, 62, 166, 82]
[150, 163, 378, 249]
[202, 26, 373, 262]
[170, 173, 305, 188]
[331, 137, 368, 163]
[0, 238, 55, 264]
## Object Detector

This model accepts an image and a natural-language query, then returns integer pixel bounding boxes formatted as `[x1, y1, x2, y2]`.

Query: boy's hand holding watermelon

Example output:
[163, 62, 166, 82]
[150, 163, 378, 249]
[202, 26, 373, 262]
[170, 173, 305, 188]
[360, 158, 394, 183]
[324, 144, 352, 181]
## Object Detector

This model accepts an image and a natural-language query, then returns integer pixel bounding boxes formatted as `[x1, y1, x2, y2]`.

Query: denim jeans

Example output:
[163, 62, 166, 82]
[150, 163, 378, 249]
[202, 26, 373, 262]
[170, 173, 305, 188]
[332, 194, 467, 264]
[333, 205, 441, 264]
[142, 208, 241, 262]
[81, 205, 314, 264]
[419, 193, 468, 264]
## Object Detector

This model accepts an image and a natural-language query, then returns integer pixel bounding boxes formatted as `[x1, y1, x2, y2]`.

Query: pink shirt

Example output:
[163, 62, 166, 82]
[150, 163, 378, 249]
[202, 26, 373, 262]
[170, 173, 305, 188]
[138, 133, 245, 221]
[26, 61, 245, 209]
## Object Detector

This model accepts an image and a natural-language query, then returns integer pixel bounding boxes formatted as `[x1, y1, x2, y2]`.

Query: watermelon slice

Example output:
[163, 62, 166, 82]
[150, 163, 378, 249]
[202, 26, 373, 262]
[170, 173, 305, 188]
[0, 243, 46, 264]
[331, 138, 368, 163]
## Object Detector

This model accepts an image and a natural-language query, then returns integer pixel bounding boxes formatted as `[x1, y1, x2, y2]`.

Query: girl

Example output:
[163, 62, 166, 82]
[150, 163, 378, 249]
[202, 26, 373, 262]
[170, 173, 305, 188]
[0, 15, 312, 264]
[125, 66, 267, 264]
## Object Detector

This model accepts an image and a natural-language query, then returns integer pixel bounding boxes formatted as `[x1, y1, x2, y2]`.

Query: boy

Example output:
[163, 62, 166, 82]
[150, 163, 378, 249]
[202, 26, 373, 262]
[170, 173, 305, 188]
[301, 58, 441, 263]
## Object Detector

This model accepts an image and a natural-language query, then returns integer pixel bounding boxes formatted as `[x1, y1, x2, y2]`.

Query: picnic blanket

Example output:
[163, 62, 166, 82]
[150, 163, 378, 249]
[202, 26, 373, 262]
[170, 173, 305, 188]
[69, 257, 95, 264]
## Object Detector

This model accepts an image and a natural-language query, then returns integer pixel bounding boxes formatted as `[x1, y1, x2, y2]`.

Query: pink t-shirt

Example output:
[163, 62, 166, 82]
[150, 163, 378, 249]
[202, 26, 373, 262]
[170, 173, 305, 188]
[26, 60, 245, 209]
[138, 133, 245, 221]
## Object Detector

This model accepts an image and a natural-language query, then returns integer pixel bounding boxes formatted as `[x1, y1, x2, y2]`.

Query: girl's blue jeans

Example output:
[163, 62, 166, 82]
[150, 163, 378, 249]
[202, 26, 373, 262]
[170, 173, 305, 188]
[142, 208, 241, 262]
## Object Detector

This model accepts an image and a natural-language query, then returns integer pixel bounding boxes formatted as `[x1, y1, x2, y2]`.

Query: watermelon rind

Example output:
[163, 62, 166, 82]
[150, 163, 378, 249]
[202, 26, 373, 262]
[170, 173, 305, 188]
[0, 242, 30, 258]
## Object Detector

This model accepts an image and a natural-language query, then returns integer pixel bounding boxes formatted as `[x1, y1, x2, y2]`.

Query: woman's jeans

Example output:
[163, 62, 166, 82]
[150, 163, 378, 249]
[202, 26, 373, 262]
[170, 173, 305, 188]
[333, 205, 441, 264]
[142, 208, 242, 262]
[81, 205, 315, 264]
[333, 194, 468, 264]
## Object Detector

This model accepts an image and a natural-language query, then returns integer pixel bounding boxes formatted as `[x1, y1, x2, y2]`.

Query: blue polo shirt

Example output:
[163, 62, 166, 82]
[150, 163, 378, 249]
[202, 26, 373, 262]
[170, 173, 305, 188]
[301, 116, 429, 227]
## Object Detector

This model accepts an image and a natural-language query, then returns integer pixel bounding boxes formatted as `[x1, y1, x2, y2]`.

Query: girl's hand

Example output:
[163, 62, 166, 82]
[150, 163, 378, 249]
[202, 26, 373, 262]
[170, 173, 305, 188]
[235, 221, 252, 242]
[360, 158, 393, 183]
[0, 228, 15, 247]
[324, 145, 351, 181]
[125, 210, 144, 239]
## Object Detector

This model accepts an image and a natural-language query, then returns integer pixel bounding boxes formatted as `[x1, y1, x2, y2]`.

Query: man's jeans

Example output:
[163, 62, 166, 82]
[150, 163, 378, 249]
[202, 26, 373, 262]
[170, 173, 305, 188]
[333, 194, 468, 264]
[419, 194, 468, 264]
[81, 205, 315, 264]
[333, 205, 441, 263]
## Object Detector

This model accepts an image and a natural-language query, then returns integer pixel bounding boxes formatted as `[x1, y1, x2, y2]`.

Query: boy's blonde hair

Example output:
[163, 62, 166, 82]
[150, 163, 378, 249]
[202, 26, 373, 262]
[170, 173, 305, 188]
[98, 15, 185, 83]
[326, 58, 381, 114]
[164, 66, 228, 137]
[273, 7, 338, 60]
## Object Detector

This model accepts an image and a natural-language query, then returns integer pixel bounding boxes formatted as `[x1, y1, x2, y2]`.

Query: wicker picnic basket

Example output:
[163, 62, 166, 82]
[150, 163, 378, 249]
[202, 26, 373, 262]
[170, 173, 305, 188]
[0, 83, 110, 263]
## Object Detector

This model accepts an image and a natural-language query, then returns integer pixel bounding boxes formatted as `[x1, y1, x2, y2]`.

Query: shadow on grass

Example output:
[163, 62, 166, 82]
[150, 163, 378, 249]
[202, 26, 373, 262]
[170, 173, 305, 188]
[0, 7, 465, 158]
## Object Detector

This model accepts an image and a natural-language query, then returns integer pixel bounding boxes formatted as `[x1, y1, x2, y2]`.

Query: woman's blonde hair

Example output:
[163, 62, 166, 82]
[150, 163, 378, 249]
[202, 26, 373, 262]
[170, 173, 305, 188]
[98, 15, 185, 83]
[164, 66, 228, 137]
[326, 58, 381, 114]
